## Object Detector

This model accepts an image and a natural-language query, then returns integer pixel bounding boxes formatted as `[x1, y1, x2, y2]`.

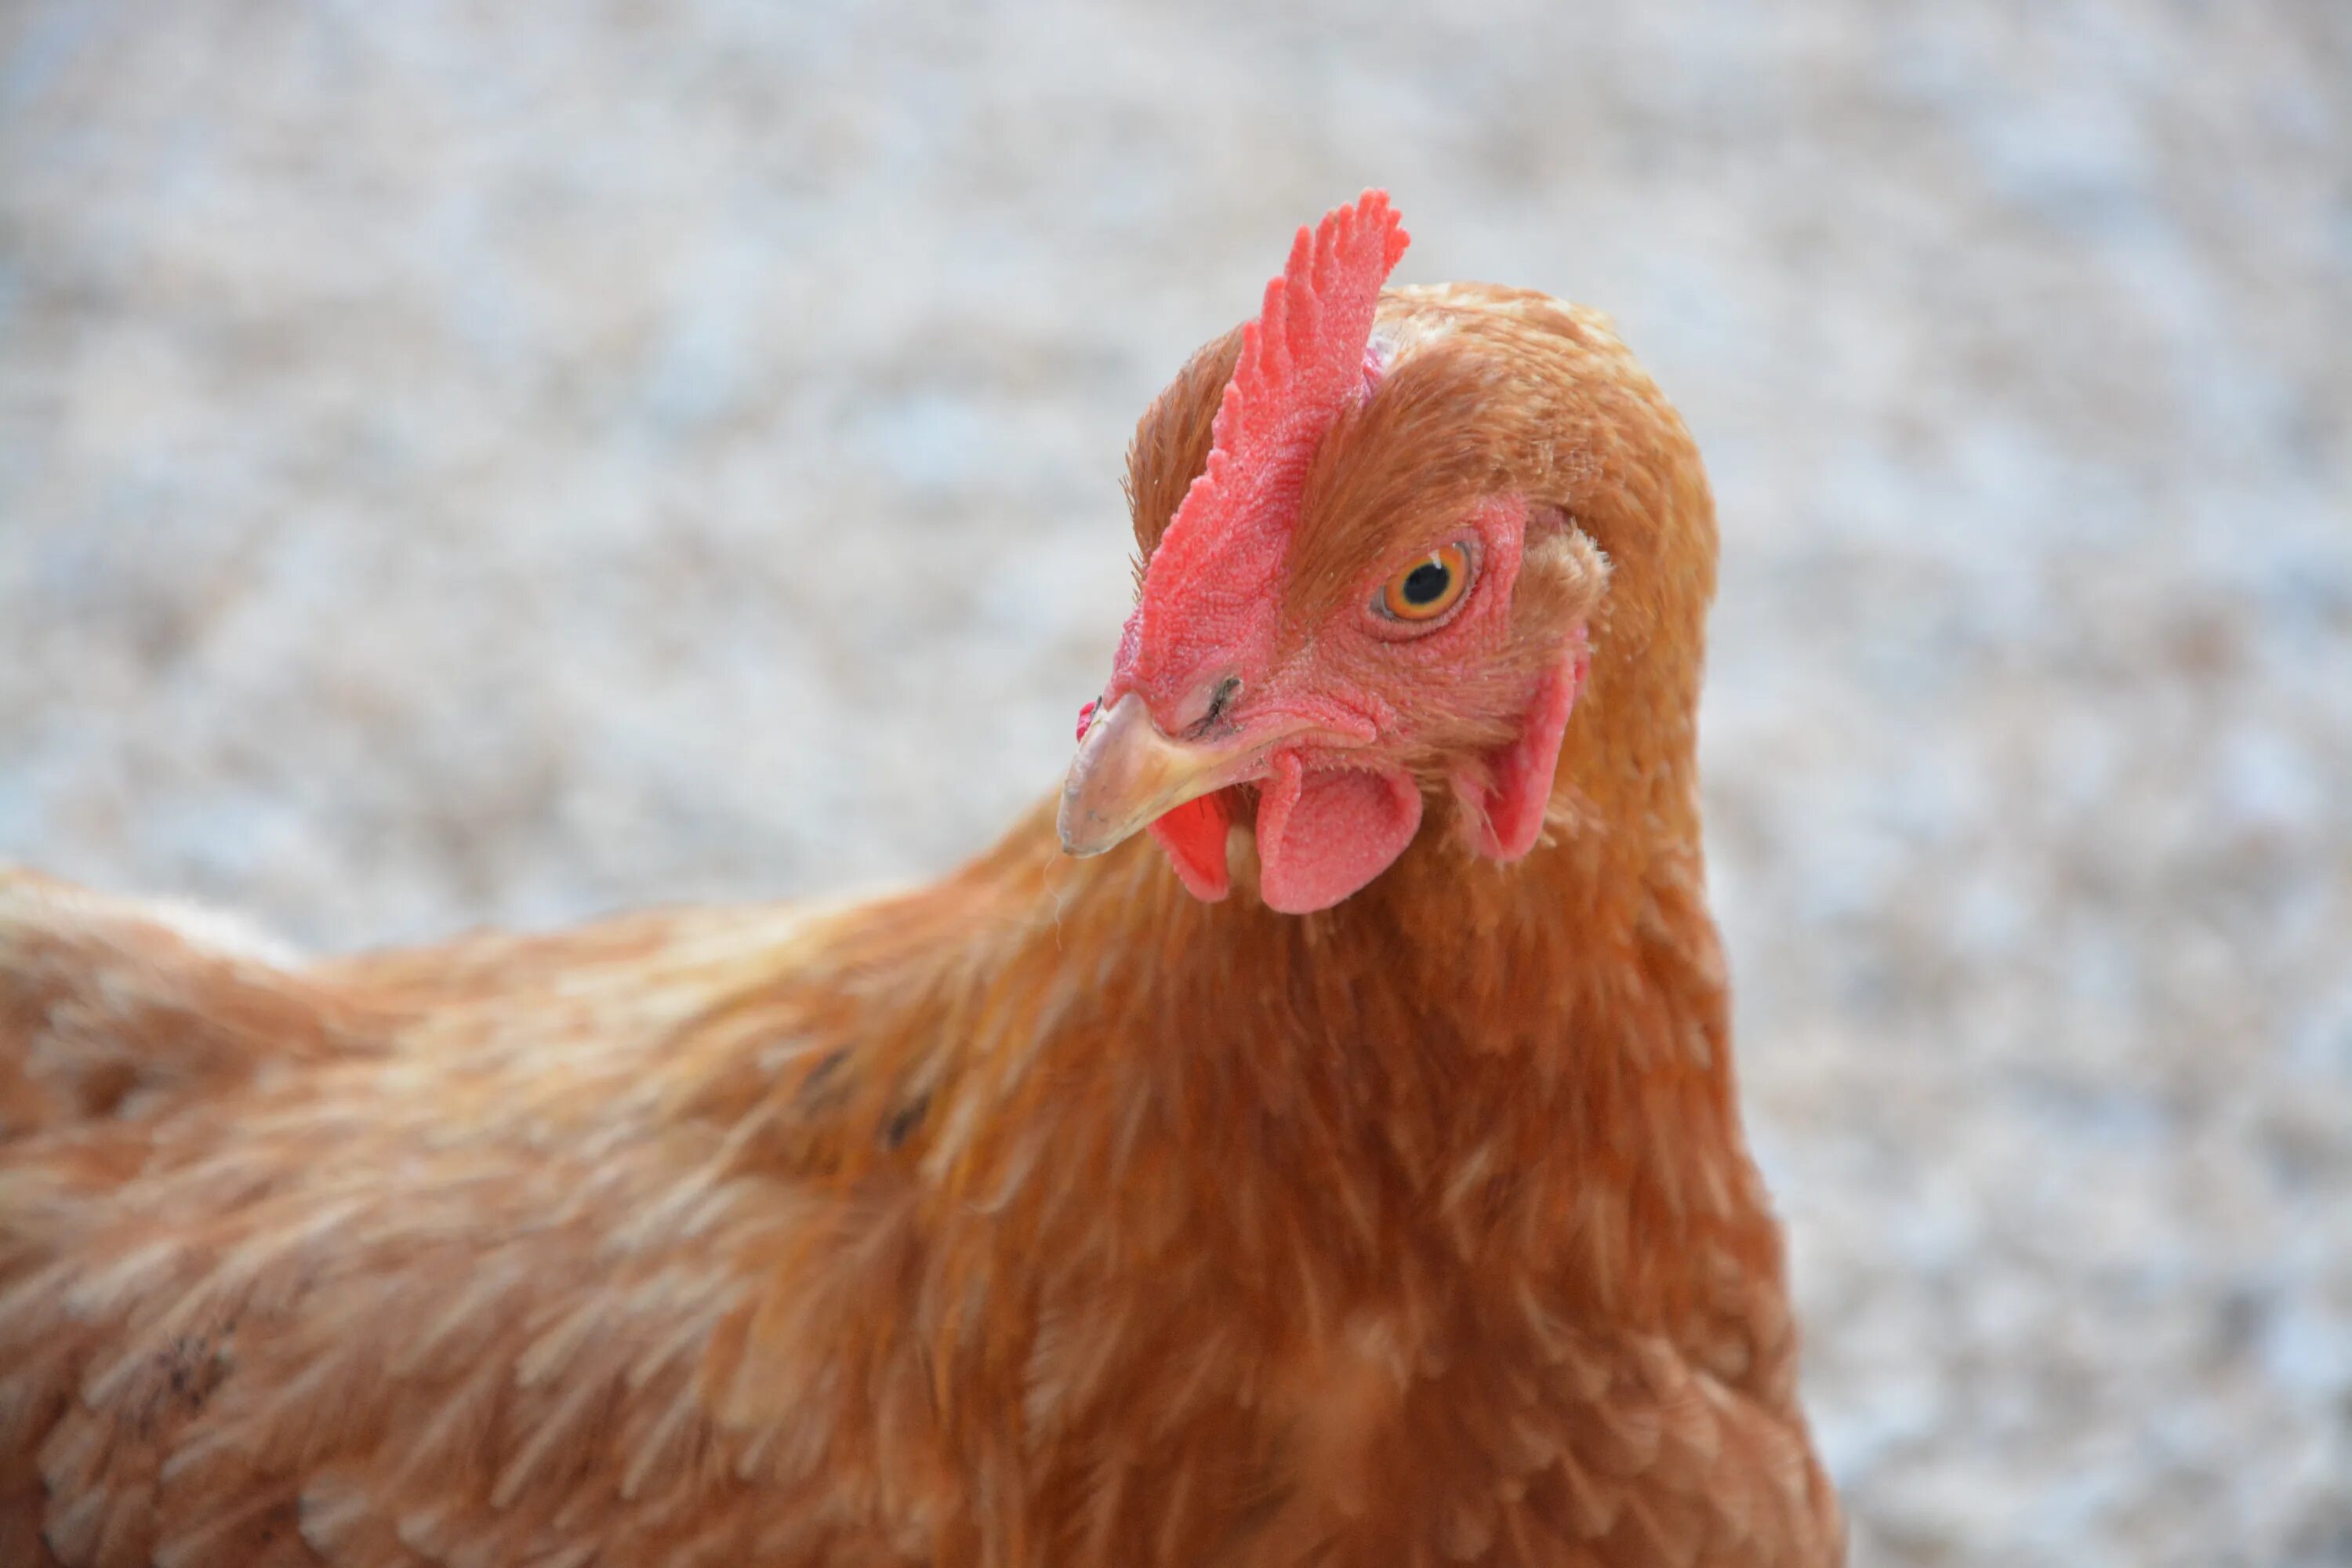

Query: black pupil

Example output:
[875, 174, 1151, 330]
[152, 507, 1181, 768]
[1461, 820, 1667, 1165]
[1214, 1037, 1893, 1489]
[1402, 561, 1452, 605]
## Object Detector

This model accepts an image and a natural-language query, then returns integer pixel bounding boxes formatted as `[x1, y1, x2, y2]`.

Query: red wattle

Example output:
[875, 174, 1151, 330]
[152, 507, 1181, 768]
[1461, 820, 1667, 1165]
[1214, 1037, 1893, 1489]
[1254, 753, 1424, 914]
[1149, 793, 1233, 901]
[1470, 647, 1588, 861]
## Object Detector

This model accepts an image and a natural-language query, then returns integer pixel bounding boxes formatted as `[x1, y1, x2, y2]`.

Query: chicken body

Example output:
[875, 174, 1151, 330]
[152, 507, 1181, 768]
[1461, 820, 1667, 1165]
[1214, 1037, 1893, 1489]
[0, 208, 1841, 1566]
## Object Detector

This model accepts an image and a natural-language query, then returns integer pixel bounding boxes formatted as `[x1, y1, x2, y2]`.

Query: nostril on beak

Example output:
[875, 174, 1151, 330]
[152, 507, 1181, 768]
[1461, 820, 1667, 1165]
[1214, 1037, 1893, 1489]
[1192, 677, 1243, 736]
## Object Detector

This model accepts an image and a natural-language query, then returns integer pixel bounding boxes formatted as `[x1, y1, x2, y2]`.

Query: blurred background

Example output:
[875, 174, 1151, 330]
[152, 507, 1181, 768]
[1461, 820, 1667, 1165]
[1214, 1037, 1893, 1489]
[3, 1, 2347, 1559]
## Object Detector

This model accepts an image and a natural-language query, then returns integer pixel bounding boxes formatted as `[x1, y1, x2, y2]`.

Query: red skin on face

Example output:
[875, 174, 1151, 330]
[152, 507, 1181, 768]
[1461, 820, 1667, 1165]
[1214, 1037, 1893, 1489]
[1093, 194, 1584, 913]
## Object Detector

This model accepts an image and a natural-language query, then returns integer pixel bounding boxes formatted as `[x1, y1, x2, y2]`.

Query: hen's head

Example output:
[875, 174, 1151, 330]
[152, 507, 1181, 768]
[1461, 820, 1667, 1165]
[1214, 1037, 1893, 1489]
[1061, 191, 1705, 914]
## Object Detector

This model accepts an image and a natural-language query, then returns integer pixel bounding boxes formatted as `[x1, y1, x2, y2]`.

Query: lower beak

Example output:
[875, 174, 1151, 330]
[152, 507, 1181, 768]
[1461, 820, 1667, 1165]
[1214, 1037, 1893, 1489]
[1057, 693, 1278, 857]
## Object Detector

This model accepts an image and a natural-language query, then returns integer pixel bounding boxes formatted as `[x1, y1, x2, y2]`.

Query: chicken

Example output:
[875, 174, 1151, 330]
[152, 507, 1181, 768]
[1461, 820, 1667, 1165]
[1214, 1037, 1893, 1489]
[0, 191, 1841, 1566]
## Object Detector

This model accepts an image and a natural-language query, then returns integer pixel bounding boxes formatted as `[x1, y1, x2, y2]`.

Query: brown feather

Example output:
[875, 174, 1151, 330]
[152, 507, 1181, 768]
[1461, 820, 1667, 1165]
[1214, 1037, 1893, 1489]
[0, 286, 1838, 1565]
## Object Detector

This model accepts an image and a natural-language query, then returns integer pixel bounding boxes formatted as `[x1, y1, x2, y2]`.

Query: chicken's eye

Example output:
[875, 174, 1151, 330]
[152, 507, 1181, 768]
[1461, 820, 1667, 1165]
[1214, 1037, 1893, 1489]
[1377, 543, 1472, 624]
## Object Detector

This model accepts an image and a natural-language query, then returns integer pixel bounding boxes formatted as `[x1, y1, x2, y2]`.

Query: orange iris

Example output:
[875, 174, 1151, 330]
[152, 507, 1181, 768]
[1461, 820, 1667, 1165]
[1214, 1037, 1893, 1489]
[1380, 543, 1472, 622]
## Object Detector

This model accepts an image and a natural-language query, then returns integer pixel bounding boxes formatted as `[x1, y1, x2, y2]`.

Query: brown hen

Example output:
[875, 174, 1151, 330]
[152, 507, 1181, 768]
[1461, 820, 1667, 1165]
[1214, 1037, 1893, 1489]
[0, 193, 1840, 1566]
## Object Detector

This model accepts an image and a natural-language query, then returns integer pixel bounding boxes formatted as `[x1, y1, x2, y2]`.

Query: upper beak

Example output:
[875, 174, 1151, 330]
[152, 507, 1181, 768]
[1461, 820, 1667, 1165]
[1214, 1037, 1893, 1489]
[1057, 693, 1278, 857]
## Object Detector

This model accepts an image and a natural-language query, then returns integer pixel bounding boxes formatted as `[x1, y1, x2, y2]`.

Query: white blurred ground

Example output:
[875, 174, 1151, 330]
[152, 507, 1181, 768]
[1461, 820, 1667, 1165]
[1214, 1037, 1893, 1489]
[3, 2, 2347, 1561]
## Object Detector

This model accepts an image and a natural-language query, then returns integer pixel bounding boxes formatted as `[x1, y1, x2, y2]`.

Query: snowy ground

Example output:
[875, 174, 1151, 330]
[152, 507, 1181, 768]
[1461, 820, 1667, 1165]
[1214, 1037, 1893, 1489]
[4, 2, 2347, 1560]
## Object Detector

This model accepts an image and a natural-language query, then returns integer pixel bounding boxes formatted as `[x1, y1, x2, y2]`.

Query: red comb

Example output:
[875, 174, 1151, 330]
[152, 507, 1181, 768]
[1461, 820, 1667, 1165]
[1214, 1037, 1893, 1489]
[1143, 191, 1410, 602]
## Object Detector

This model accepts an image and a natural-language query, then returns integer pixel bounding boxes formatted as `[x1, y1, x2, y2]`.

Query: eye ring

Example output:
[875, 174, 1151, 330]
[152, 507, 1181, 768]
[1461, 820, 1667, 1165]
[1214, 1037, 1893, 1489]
[1374, 542, 1474, 626]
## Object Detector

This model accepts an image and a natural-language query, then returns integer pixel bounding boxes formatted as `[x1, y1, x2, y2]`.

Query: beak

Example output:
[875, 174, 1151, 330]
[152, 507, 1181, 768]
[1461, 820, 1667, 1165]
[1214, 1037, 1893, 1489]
[1057, 693, 1279, 857]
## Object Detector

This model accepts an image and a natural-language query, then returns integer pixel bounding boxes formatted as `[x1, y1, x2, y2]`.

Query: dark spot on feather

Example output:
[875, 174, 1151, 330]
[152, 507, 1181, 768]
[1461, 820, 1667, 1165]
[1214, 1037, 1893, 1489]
[136, 1334, 228, 1436]
[79, 1059, 137, 1118]
[882, 1091, 931, 1150]
[796, 1047, 851, 1112]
